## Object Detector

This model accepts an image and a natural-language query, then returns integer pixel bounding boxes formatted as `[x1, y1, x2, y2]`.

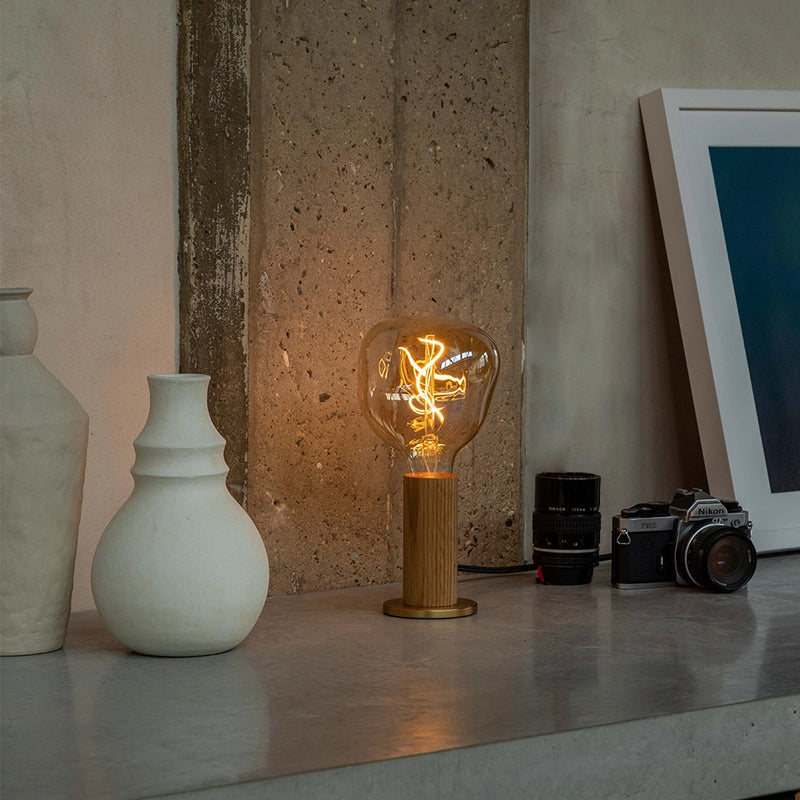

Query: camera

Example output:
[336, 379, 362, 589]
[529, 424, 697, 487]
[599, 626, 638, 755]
[611, 489, 757, 592]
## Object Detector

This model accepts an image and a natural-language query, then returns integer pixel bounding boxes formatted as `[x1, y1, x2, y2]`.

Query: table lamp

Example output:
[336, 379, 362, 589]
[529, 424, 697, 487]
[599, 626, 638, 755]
[358, 316, 500, 618]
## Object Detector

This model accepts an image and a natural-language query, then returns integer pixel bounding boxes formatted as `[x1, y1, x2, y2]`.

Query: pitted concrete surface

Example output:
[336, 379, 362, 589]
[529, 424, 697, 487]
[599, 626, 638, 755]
[248, 0, 527, 595]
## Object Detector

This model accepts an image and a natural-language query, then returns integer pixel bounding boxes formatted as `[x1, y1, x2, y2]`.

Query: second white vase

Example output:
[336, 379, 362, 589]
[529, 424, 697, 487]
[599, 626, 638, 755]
[91, 374, 269, 657]
[1, 288, 89, 655]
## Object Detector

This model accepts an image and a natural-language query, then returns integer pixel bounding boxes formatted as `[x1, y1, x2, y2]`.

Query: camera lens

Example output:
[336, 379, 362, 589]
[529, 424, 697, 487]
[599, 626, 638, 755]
[676, 524, 757, 592]
[532, 472, 601, 585]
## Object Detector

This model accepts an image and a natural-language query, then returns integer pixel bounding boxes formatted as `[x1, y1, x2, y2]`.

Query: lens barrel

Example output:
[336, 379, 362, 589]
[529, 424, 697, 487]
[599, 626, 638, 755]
[676, 524, 757, 592]
[532, 472, 601, 585]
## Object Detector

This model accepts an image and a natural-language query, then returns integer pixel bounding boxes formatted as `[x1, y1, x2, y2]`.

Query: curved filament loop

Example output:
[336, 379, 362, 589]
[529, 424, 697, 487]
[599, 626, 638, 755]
[398, 336, 466, 464]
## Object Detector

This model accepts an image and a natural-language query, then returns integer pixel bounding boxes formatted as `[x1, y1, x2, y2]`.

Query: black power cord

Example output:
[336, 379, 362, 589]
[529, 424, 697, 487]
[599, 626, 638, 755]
[458, 553, 612, 574]
[457, 563, 537, 574]
[458, 550, 800, 575]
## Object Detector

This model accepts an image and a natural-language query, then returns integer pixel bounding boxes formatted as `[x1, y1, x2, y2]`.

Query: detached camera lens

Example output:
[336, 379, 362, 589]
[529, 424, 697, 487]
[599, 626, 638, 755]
[532, 472, 601, 585]
[679, 525, 757, 592]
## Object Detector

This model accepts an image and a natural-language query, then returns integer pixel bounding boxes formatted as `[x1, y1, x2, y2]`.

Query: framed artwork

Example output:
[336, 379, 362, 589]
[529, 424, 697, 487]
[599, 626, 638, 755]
[640, 88, 800, 552]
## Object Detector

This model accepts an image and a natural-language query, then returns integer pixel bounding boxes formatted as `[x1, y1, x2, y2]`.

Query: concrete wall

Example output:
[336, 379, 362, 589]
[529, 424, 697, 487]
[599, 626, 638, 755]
[248, 0, 528, 594]
[525, 0, 799, 556]
[178, 0, 251, 507]
[1, 1, 178, 611]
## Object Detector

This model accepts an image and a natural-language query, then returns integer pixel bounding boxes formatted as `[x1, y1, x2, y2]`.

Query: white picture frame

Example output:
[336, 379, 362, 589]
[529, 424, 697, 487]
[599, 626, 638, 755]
[639, 88, 800, 553]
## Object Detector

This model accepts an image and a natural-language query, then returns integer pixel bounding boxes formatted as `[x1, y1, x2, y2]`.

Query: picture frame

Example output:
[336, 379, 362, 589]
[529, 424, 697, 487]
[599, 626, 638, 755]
[639, 88, 800, 553]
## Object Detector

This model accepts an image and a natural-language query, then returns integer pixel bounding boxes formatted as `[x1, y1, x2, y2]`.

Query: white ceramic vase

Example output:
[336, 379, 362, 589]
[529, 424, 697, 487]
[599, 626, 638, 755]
[0, 287, 89, 655]
[91, 374, 269, 656]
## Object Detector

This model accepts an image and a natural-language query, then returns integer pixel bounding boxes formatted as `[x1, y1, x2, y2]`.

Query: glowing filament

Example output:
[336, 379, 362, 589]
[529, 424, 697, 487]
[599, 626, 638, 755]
[398, 336, 466, 441]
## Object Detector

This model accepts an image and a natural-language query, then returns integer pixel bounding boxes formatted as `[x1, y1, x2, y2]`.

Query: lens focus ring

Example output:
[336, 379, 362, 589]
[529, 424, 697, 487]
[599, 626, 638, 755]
[532, 510, 601, 548]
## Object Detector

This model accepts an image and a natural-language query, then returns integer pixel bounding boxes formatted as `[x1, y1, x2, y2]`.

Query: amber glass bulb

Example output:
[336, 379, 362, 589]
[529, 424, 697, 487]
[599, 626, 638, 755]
[358, 316, 500, 475]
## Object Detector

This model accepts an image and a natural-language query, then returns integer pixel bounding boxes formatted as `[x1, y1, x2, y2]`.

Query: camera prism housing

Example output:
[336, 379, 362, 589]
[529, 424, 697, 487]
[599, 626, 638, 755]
[612, 489, 757, 593]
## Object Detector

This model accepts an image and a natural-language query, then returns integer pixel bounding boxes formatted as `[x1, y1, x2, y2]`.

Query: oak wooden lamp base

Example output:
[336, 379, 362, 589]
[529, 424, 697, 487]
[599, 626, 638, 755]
[384, 472, 477, 619]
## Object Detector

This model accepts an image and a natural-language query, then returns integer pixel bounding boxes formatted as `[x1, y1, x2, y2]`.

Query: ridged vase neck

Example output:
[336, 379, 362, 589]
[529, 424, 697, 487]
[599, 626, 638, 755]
[0, 288, 38, 356]
[132, 375, 229, 479]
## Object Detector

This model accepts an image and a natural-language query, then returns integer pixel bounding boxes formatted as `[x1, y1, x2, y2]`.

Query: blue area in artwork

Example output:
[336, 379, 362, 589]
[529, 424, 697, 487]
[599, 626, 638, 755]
[709, 146, 800, 494]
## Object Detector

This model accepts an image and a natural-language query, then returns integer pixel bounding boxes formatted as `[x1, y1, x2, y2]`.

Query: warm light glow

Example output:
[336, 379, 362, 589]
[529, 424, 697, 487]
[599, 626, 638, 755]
[358, 315, 499, 619]
[393, 336, 467, 469]
[359, 316, 499, 474]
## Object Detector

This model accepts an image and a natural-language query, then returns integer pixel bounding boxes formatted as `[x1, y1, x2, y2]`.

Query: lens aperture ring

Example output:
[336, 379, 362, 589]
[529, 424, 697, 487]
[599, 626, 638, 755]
[531, 548, 599, 567]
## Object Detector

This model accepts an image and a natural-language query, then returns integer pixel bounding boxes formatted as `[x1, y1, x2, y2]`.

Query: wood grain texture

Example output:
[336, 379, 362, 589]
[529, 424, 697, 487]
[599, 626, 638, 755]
[402, 473, 458, 608]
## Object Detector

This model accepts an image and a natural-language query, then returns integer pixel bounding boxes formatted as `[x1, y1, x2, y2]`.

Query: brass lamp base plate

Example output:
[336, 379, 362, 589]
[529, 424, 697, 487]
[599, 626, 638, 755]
[383, 597, 477, 619]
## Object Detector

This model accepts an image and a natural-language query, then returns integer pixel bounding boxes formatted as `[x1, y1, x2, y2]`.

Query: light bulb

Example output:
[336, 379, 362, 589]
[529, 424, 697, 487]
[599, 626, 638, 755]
[358, 316, 499, 475]
[358, 316, 500, 618]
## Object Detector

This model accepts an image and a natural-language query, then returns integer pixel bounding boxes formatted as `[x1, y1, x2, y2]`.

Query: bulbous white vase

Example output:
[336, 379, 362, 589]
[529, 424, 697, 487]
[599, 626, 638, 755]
[0, 287, 89, 655]
[91, 374, 269, 656]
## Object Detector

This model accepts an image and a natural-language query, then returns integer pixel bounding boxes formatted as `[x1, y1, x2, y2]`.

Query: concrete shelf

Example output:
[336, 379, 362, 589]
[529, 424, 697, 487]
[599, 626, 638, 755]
[2, 556, 799, 799]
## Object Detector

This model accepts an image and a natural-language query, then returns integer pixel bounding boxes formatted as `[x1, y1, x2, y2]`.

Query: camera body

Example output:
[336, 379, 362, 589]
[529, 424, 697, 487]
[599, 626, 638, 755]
[612, 489, 756, 592]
